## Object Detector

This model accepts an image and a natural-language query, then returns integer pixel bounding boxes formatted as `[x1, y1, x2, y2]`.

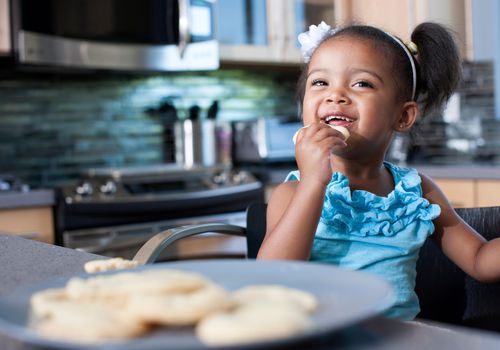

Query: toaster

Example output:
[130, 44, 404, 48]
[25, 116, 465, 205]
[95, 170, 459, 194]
[232, 118, 302, 163]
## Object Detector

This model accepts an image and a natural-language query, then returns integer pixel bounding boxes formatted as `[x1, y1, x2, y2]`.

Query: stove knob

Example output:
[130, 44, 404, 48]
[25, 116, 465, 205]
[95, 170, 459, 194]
[0, 180, 10, 191]
[75, 182, 93, 196]
[212, 171, 228, 185]
[100, 180, 117, 195]
[232, 170, 248, 184]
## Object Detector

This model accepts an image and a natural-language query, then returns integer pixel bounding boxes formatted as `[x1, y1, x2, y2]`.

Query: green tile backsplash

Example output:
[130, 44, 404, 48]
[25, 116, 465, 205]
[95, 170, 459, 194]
[0, 70, 298, 187]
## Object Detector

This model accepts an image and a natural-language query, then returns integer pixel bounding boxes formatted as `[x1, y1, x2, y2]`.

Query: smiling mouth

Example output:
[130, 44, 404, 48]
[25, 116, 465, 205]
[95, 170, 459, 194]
[323, 115, 355, 127]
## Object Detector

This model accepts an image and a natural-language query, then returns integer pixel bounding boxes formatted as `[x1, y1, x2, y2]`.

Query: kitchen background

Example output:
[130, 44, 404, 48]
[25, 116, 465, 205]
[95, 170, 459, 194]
[0, 69, 298, 186]
[3, 0, 500, 255]
[0, 62, 495, 187]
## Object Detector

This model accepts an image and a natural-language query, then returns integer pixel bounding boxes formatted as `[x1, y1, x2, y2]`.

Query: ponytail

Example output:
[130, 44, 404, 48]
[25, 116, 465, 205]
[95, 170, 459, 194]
[411, 22, 462, 115]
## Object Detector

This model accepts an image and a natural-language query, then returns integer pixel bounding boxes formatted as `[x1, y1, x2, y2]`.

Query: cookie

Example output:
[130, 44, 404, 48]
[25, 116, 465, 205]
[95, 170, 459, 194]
[84, 258, 139, 273]
[66, 269, 210, 301]
[231, 284, 318, 313]
[30, 288, 68, 318]
[292, 124, 350, 144]
[126, 283, 231, 326]
[195, 302, 313, 346]
[34, 298, 148, 342]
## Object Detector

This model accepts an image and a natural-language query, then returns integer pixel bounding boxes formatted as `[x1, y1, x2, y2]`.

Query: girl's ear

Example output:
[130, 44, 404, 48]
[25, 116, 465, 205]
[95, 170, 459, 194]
[394, 101, 418, 132]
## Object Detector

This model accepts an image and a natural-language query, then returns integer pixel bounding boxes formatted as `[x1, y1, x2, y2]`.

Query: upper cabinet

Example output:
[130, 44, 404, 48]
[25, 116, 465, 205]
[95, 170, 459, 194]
[0, 0, 10, 56]
[217, 0, 470, 65]
[217, 0, 337, 65]
[340, 0, 468, 59]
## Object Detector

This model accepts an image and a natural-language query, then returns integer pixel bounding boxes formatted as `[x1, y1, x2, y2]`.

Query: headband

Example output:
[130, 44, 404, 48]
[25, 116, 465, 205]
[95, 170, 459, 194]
[383, 32, 418, 101]
[298, 22, 418, 101]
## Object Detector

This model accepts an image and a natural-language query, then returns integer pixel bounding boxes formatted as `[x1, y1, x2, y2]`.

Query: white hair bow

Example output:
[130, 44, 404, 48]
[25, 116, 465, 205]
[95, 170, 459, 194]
[297, 21, 337, 63]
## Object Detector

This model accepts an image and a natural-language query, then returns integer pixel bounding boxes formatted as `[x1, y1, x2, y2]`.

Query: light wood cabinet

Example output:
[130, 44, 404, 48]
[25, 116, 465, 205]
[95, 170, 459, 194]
[0, 0, 10, 55]
[434, 179, 475, 208]
[476, 180, 500, 208]
[334, 0, 468, 58]
[433, 179, 500, 208]
[0, 207, 54, 244]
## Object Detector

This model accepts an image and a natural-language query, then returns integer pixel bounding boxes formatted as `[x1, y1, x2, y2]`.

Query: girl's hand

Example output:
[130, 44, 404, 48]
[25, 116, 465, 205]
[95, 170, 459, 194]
[294, 123, 348, 186]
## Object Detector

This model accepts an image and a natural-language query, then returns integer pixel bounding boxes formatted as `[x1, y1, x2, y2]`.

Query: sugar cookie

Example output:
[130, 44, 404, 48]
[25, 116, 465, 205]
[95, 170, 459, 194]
[231, 284, 317, 313]
[292, 124, 350, 144]
[330, 125, 350, 141]
[30, 288, 69, 318]
[84, 258, 139, 273]
[126, 283, 231, 326]
[34, 298, 148, 342]
[195, 302, 313, 346]
[66, 269, 210, 301]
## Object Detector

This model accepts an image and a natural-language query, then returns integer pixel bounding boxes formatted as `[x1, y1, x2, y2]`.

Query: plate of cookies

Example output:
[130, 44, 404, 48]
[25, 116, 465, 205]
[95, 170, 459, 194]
[0, 259, 395, 349]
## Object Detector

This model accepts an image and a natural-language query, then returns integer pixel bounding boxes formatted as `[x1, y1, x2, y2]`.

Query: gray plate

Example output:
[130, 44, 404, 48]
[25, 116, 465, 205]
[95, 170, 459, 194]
[0, 260, 396, 349]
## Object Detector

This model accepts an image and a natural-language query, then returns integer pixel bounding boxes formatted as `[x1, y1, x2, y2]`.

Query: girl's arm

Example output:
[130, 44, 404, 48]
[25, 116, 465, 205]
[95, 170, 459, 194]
[256, 178, 326, 260]
[257, 123, 347, 260]
[421, 173, 500, 282]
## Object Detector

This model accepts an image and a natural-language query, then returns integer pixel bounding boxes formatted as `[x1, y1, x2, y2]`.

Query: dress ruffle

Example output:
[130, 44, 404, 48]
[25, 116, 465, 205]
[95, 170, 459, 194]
[320, 163, 441, 237]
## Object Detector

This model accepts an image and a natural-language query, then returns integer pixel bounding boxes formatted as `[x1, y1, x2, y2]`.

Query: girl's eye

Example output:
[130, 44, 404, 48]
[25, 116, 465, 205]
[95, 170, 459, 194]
[353, 81, 373, 88]
[312, 79, 327, 87]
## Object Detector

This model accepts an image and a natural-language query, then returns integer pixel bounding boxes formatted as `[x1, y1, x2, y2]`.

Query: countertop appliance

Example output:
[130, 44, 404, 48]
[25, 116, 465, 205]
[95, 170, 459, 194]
[232, 117, 302, 163]
[9, 0, 218, 72]
[55, 164, 264, 259]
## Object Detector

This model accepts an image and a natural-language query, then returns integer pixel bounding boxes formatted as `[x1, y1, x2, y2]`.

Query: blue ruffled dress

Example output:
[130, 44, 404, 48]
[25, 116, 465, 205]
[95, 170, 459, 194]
[285, 161, 441, 320]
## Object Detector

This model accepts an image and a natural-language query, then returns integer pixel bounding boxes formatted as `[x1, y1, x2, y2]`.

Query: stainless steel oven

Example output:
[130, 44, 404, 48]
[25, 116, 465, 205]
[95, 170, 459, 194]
[55, 164, 264, 260]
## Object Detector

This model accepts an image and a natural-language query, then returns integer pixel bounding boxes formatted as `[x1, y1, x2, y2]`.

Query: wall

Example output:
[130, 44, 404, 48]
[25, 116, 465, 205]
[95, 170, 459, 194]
[0, 70, 298, 186]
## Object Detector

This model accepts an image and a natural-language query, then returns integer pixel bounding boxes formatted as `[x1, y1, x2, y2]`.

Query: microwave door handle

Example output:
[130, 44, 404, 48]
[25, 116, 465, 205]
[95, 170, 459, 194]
[178, 0, 191, 57]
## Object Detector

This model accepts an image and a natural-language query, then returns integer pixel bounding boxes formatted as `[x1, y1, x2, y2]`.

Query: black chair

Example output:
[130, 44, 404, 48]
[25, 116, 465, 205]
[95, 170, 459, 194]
[134, 204, 500, 332]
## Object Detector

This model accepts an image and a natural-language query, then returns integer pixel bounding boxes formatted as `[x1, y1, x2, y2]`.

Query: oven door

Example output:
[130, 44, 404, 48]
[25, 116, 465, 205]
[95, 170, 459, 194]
[64, 211, 248, 261]
[12, 0, 218, 71]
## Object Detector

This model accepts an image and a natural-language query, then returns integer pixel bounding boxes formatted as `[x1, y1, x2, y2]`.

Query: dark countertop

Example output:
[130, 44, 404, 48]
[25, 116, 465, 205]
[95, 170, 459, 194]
[2, 235, 500, 350]
[412, 164, 500, 180]
[0, 189, 55, 210]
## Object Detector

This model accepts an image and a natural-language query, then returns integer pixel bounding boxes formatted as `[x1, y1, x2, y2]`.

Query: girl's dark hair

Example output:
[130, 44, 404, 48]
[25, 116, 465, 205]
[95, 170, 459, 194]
[297, 22, 462, 117]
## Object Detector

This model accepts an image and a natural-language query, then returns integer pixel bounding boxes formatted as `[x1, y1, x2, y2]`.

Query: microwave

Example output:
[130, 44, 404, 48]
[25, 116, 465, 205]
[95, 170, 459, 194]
[9, 0, 218, 72]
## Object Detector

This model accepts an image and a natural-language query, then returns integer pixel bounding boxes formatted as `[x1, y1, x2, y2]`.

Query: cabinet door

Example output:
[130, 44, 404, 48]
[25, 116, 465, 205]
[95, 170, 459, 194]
[434, 179, 475, 208]
[218, 0, 277, 63]
[348, 0, 413, 39]
[281, 0, 337, 64]
[0, 207, 54, 244]
[343, 0, 467, 55]
[476, 180, 500, 207]
[0, 0, 10, 55]
[218, 0, 336, 64]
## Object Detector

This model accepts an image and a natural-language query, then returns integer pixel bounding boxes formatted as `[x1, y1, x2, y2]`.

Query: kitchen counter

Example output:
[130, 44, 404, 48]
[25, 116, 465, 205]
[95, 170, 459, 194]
[0, 189, 54, 210]
[2, 234, 500, 350]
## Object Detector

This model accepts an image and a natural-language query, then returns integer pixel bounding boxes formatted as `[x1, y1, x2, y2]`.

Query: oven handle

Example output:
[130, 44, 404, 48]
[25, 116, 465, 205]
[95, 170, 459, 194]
[133, 223, 245, 264]
[177, 0, 190, 57]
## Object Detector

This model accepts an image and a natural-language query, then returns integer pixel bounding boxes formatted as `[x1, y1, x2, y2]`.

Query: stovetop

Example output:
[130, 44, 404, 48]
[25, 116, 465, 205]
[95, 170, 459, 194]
[62, 164, 262, 204]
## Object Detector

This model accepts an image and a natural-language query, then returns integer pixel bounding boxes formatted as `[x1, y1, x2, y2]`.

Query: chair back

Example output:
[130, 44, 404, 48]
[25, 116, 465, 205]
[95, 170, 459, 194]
[245, 202, 267, 259]
[244, 203, 500, 331]
[416, 206, 500, 331]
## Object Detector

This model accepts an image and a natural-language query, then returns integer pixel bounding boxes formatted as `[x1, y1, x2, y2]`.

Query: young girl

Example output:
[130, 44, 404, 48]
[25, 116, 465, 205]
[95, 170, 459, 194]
[257, 21, 500, 320]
